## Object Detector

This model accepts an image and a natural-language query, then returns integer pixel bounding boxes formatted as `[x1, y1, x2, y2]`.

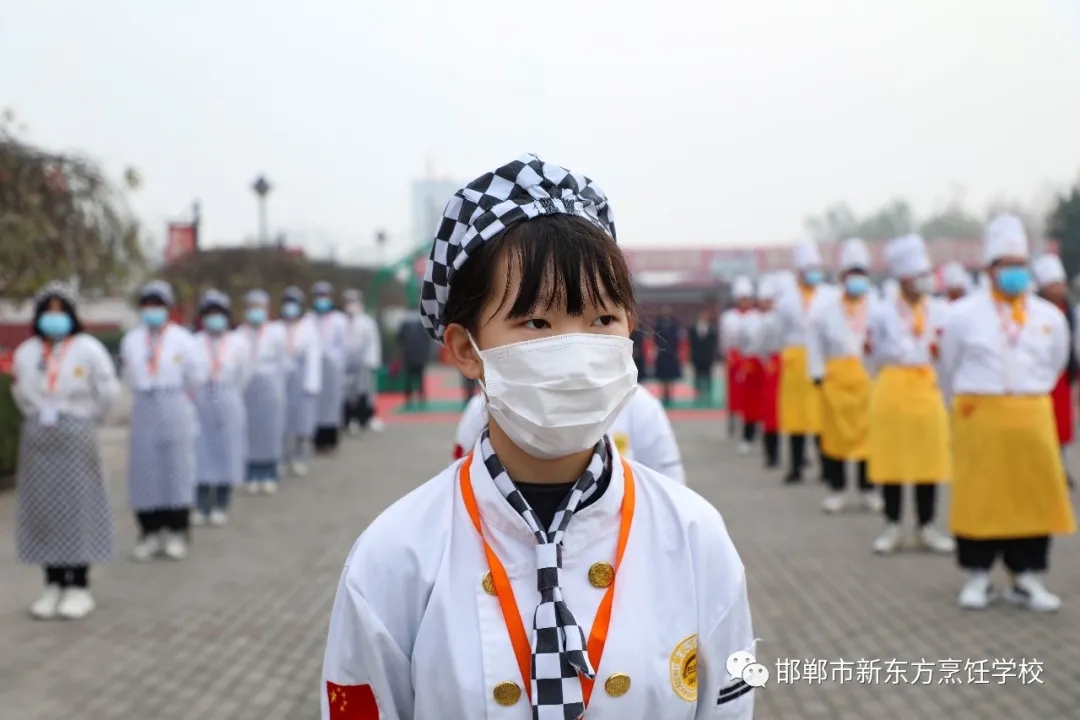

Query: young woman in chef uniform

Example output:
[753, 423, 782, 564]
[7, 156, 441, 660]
[453, 386, 686, 485]
[322, 155, 755, 720]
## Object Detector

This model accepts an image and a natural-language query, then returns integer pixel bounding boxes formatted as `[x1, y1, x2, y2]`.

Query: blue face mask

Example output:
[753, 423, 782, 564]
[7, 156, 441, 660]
[246, 308, 267, 325]
[844, 275, 870, 297]
[142, 307, 169, 329]
[313, 297, 333, 313]
[996, 266, 1031, 297]
[281, 302, 302, 319]
[803, 269, 824, 286]
[37, 311, 73, 339]
[203, 314, 229, 333]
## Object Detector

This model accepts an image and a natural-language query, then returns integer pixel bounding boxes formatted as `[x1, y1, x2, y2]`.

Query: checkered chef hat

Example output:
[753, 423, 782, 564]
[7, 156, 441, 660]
[34, 280, 78, 307]
[199, 289, 231, 313]
[419, 153, 617, 343]
[140, 280, 176, 306]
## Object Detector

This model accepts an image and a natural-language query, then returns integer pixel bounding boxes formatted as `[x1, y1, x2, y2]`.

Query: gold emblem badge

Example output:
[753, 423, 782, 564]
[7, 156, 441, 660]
[173, 353, 183, 364]
[1043, 324, 1052, 335]
[612, 432, 630, 455]
[72, 365, 86, 379]
[669, 634, 698, 701]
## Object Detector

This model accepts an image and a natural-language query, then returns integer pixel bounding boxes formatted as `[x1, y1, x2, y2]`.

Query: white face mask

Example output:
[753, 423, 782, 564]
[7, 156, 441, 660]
[472, 333, 639, 460]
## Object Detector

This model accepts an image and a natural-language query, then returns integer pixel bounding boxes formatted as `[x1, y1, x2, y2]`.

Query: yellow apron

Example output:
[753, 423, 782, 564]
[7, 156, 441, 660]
[867, 365, 950, 484]
[950, 394, 1076, 539]
[819, 356, 872, 460]
[779, 345, 821, 435]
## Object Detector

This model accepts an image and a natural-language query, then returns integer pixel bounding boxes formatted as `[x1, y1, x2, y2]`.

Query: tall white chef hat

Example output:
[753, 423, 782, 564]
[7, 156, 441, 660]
[732, 276, 754, 299]
[884, 234, 931, 279]
[839, 238, 870, 272]
[792, 239, 822, 270]
[1032, 254, 1066, 288]
[941, 261, 971, 292]
[983, 213, 1029, 264]
[757, 274, 779, 300]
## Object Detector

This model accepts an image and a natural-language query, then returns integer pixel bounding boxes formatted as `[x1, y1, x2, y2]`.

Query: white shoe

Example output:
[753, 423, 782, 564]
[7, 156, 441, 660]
[56, 588, 95, 619]
[738, 442, 752, 456]
[132, 534, 162, 562]
[822, 493, 847, 514]
[30, 586, 63, 619]
[162, 532, 188, 561]
[1005, 574, 1062, 612]
[347, 421, 361, 436]
[958, 572, 996, 610]
[261, 480, 278, 495]
[291, 461, 309, 477]
[190, 510, 207, 527]
[860, 491, 883, 513]
[872, 524, 903, 554]
[918, 526, 955, 553]
[369, 418, 384, 432]
[208, 509, 228, 527]
[245, 482, 261, 495]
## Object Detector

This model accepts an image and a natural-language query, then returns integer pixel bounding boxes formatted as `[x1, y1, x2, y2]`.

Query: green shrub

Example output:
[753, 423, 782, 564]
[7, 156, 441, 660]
[0, 375, 22, 490]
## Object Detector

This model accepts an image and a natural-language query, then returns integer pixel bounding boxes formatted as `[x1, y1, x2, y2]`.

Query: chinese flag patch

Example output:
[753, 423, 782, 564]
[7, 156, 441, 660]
[326, 681, 378, 720]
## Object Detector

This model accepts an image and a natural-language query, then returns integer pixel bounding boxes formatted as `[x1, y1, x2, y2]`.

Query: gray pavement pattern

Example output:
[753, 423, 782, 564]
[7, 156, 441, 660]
[1, 419, 1078, 719]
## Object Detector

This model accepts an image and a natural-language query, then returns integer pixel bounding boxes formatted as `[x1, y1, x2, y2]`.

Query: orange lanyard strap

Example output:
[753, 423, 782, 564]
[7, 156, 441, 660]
[43, 339, 72, 393]
[206, 336, 229, 379]
[146, 327, 167, 377]
[458, 453, 636, 706]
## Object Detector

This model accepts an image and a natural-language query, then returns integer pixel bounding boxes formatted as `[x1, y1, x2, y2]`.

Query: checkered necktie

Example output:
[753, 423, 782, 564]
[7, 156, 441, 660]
[479, 430, 610, 720]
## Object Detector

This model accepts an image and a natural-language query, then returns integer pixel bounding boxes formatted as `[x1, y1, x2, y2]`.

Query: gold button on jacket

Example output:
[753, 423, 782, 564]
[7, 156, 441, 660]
[604, 673, 632, 697]
[481, 572, 496, 596]
[492, 681, 522, 706]
[588, 561, 615, 588]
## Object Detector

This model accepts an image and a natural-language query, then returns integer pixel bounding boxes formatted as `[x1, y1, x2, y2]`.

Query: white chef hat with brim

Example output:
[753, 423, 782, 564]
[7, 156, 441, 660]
[941, 261, 972, 292]
[1032, 254, 1066, 288]
[885, 234, 931, 279]
[732, 276, 754, 299]
[792, 239, 822, 270]
[139, 279, 175, 306]
[245, 289, 270, 307]
[199, 289, 231, 313]
[839, 238, 870, 273]
[34, 280, 78, 309]
[983, 213, 1029, 265]
[757, 274, 780, 301]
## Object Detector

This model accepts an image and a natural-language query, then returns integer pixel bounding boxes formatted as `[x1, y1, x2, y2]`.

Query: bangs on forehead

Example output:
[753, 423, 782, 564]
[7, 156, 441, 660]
[489, 215, 635, 321]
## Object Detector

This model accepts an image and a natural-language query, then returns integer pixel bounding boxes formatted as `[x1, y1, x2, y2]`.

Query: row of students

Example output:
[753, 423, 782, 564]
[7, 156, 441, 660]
[729, 218, 1075, 612]
[12, 279, 379, 620]
[322, 154, 756, 719]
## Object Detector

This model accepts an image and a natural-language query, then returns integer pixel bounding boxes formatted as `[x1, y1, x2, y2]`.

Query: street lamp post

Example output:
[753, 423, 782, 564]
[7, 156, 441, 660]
[192, 199, 202, 253]
[251, 175, 272, 245]
[375, 229, 387, 265]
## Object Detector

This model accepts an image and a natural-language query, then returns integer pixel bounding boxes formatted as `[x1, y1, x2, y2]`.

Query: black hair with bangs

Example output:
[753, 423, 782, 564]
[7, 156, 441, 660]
[32, 294, 85, 339]
[442, 214, 636, 335]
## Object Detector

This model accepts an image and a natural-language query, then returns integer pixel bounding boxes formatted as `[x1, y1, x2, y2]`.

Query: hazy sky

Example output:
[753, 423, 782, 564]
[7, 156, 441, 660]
[3, 0, 1079, 263]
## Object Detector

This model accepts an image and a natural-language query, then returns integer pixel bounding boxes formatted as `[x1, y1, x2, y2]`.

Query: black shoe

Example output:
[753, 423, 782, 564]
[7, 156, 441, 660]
[784, 473, 803, 485]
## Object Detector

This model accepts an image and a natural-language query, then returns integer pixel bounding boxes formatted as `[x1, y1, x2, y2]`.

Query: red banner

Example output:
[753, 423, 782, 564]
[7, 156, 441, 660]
[165, 223, 197, 266]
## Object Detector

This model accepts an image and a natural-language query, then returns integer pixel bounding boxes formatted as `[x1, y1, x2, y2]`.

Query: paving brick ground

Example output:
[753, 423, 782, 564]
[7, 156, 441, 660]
[1, 415, 1078, 719]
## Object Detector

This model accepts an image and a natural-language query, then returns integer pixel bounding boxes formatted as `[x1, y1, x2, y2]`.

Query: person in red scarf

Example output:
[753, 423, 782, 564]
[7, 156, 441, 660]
[719, 278, 755, 440]
[1032, 254, 1076, 489]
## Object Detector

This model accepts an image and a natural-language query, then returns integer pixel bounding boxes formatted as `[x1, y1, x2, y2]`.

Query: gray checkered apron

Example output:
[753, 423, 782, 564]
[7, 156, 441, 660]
[15, 414, 116, 565]
[316, 355, 344, 427]
[478, 430, 609, 720]
[127, 389, 197, 510]
[245, 372, 284, 463]
[194, 381, 247, 485]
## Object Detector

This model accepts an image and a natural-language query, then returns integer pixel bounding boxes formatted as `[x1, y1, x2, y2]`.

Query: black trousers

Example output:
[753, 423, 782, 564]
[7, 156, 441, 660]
[135, 508, 189, 537]
[45, 565, 89, 588]
[787, 434, 807, 479]
[343, 394, 375, 426]
[763, 432, 780, 466]
[955, 536, 1050, 573]
[403, 365, 426, 402]
[742, 421, 757, 442]
[822, 455, 872, 492]
[314, 425, 340, 451]
[882, 484, 937, 526]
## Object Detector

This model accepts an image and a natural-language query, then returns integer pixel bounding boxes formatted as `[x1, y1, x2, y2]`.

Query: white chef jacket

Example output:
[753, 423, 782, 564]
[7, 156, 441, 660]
[453, 388, 687, 485]
[322, 444, 754, 720]
[938, 292, 1068, 401]
[775, 284, 833, 348]
[732, 310, 759, 356]
[806, 293, 877, 381]
[192, 330, 254, 389]
[312, 310, 350, 368]
[744, 310, 784, 360]
[866, 295, 947, 370]
[120, 323, 206, 392]
[240, 321, 289, 379]
[12, 334, 121, 421]
[347, 312, 383, 370]
[283, 316, 323, 395]
[718, 309, 742, 354]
